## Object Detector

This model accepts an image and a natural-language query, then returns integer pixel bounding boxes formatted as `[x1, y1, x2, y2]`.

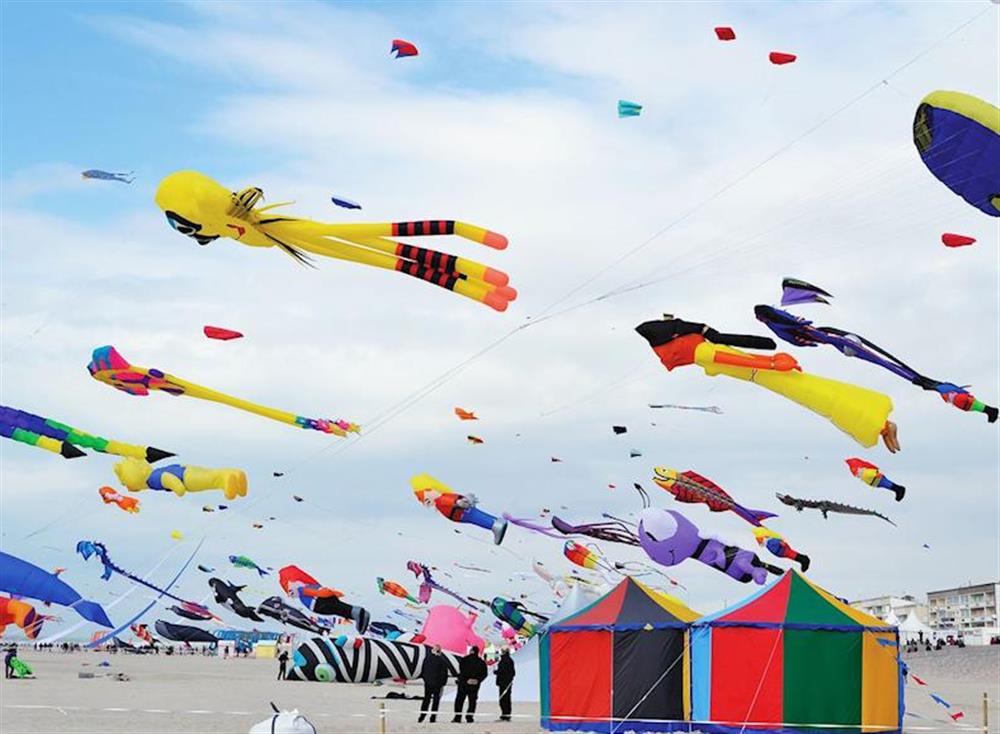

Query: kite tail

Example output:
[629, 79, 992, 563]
[942, 391, 998, 423]
[256, 567, 270, 577]
[741, 508, 779, 526]
[70, 599, 113, 628]
[503, 514, 565, 539]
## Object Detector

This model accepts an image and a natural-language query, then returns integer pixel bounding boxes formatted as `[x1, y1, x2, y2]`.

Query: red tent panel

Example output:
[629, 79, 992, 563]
[710, 627, 783, 726]
[548, 630, 612, 723]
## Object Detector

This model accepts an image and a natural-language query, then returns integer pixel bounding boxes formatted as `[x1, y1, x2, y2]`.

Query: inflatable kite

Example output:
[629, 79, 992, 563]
[483, 597, 548, 638]
[637, 508, 783, 584]
[154, 171, 516, 311]
[714, 27, 736, 41]
[652, 466, 776, 526]
[289, 637, 461, 683]
[98, 486, 140, 514]
[76, 541, 214, 618]
[769, 52, 796, 65]
[89, 345, 359, 437]
[169, 603, 215, 622]
[755, 305, 997, 423]
[454, 407, 478, 420]
[752, 527, 810, 572]
[391, 39, 418, 58]
[376, 577, 419, 604]
[781, 278, 831, 306]
[82, 169, 134, 183]
[0, 551, 112, 627]
[845, 458, 906, 502]
[131, 623, 158, 647]
[406, 561, 472, 606]
[257, 596, 326, 635]
[113, 458, 248, 501]
[154, 619, 218, 644]
[636, 316, 899, 451]
[775, 493, 895, 525]
[209, 578, 263, 622]
[0, 405, 172, 461]
[550, 515, 640, 545]
[330, 196, 361, 210]
[229, 555, 269, 577]
[203, 325, 243, 341]
[618, 100, 642, 117]
[941, 233, 976, 248]
[0, 596, 51, 639]
[420, 605, 485, 654]
[912, 90, 999, 216]
[410, 474, 508, 544]
[277, 565, 370, 634]
[563, 540, 615, 573]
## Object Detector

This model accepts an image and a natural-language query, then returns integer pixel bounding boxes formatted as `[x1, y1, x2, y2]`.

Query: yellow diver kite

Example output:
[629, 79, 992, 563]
[154, 171, 517, 312]
[114, 458, 248, 501]
[88, 345, 358, 437]
[636, 316, 899, 451]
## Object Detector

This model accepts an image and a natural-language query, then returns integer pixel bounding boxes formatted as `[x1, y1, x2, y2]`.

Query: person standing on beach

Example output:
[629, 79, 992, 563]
[418, 644, 448, 723]
[277, 649, 289, 680]
[494, 647, 515, 722]
[4, 646, 15, 679]
[452, 646, 487, 723]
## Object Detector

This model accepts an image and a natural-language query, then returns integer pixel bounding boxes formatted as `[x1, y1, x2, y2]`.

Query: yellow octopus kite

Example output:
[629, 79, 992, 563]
[155, 171, 517, 311]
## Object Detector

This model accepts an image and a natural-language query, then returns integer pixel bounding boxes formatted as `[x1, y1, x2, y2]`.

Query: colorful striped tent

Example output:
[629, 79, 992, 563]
[541, 577, 701, 732]
[691, 571, 902, 734]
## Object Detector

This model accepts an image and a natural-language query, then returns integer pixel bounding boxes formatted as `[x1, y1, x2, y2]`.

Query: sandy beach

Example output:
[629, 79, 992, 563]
[2, 647, 997, 733]
[0, 649, 544, 734]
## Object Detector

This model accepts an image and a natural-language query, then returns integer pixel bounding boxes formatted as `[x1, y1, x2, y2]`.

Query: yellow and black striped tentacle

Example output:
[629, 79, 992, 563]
[372, 237, 509, 288]
[391, 257, 514, 312]
[390, 220, 508, 250]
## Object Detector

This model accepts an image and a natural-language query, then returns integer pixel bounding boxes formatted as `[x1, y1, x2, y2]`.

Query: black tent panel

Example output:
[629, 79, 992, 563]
[612, 629, 686, 722]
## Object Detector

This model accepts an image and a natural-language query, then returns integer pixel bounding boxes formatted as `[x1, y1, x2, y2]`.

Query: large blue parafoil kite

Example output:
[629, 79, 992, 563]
[913, 90, 1000, 217]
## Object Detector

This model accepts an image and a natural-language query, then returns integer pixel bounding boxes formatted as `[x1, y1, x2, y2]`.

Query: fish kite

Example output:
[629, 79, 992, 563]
[652, 467, 776, 526]
[781, 278, 832, 306]
[845, 458, 906, 502]
[98, 486, 140, 514]
[648, 403, 723, 414]
[330, 196, 361, 210]
[76, 541, 212, 617]
[454, 407, 478, 421]
[752, 527, 810, 572]
[391, 39, 419, 58]
[638, 508, 783, 584]
[618, 100, 642, 118]
[636, 316, 900, 451]
[89, 345, 359, 437]
[0, 551, 112, 627]
[376, 577, 419, 604]
[277, 565, 370, 633]
[154, 619, 217, 644]
[82, 169, 134, 184]
[480, 597, 548, 638]
[209, 578, 264, 622]
[913, 91, 999, 217]
[406, 561, 473, 607]
[229, 555, 269, 577]
[714, 27, 736, 41]
[410, 474, 508, 545]
[155, 171, 516, 311]
[755, 304, 997, 423]
[769, 52, 796, 65]
[169, 603, 215, 622]
[0, 405, 173, 462]
[775, 493, 895, 525]
[203, 325, 243, 341]
[114, 458, 248, 501]
[257, 596, 326, 635]
[941, 233, 976, 248]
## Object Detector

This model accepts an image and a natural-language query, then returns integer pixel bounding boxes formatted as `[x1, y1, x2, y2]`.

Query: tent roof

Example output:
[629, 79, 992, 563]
[696, 571, 895, 632]
[898, 613, 933, 633]
[551, 577, 700, 631]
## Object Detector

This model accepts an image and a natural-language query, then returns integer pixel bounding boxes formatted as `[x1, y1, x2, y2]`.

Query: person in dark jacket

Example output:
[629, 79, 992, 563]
[277, 649, 289, 680]
[418, 645, 449, 723]
[452, 646, 487, 723]
[494, 647, 516, 721]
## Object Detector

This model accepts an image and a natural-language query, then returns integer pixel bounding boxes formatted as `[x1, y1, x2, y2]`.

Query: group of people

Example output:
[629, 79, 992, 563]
[418, 645, 516, 724]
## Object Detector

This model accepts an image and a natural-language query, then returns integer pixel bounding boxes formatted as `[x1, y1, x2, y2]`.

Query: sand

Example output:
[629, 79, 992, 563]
[0, 649, 543, 734]
[2, 647, 997, 733]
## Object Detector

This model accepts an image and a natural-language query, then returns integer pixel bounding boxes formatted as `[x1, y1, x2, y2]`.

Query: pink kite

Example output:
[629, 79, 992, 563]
[203, 326, 243, 341]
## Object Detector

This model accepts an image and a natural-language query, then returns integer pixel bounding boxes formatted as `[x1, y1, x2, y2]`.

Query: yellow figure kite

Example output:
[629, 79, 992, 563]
[114, 458, 248, 501]
[155, 171, 517, 311]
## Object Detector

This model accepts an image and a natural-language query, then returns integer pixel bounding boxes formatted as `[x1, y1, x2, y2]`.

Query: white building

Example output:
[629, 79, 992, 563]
[851, 595, 928, 626]
[926, 582, 999, 645]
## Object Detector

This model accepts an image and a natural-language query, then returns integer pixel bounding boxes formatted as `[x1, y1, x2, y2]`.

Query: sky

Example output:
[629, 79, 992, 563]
[1, 1, 998, 642]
